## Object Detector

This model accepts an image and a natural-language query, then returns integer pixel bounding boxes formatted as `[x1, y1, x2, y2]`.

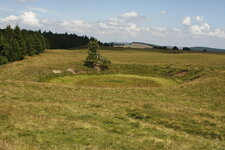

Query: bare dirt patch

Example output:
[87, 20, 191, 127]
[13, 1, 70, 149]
[53, 70, 62, 74]
[67, 68, 76, 74]
[175, 70, 188, 77]
[67, 68, 87, 74]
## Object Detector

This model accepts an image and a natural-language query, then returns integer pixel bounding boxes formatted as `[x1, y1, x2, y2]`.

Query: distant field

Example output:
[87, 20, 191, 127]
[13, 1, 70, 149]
[114, 43, 153, 49]
[0, 49, 225, 150]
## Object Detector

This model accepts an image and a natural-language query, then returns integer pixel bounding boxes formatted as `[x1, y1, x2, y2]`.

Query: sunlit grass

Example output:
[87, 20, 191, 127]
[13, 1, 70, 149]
[0, 49, 224, 150]
[47, 74, 178, 88]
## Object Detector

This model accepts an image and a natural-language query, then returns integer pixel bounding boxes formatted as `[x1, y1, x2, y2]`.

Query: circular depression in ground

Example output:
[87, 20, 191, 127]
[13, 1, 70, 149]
[47, 74, 178, 88]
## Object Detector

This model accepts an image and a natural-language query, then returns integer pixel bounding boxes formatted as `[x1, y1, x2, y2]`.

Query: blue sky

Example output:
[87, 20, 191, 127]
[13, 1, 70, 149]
[1, 0, 225, 48]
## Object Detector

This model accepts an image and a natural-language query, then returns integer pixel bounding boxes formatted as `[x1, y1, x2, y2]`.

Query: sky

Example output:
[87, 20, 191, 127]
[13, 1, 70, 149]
[0, 0, 225, 48]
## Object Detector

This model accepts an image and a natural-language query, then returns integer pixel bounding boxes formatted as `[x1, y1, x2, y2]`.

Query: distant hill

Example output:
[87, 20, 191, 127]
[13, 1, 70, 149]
[113, 42, 157, 49]
[190, 47, 225, 53]
[112, 42, 225, 53]
[112, 42, 130, 46]
[132, 42, 160, 48]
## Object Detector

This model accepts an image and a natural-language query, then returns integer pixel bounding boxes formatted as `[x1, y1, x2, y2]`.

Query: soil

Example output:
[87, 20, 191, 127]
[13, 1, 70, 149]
[175, 70, 188, 76]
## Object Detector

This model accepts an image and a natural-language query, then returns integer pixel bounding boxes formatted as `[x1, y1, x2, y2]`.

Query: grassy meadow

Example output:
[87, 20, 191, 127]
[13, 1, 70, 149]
[0, 49, 225, 150]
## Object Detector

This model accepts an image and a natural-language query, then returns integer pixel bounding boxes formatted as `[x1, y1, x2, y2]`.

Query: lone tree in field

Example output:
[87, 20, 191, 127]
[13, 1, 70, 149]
[84, 39, 111, 72]
[172, 46, 179, 50]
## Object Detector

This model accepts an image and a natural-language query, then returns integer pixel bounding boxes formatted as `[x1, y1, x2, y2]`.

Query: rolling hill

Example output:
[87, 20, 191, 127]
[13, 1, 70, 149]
[113, 42, 225, 52]
[113, 42, 156, 49]
[190, 47, 225, 53]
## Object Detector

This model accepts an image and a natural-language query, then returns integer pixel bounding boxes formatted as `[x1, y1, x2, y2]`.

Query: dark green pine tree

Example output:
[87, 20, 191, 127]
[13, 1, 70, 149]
[0, 25, 47, 65]
[40, 34, 46, 51]
[4, 25, 20, 61]
[28, 33, 37, 56]
[37, 30, 45, 51]
[14, 25, 26, 59]
[0, 33, 4, 53]
[0, 33, 9, 65]
[44, 37, 50, 49]
[37, 32, 46, 52]
[23, 32, 35, 56]
[84, 39, 111, 71]
[33, 33, 42, 54]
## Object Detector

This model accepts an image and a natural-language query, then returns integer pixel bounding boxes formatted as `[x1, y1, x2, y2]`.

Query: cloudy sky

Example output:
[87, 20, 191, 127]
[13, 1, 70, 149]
[1, 0, 225, 48]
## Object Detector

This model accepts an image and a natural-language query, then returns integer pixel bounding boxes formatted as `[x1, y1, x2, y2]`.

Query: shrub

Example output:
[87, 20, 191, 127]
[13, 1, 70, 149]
[173, 46, 179, 50]
[0, 56, 8, 65]
[183, 47, 191, 51]
[84, 40, 111, 71]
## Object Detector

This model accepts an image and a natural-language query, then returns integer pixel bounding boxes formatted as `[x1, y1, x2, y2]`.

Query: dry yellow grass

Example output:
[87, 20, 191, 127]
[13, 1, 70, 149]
[0, 49, 224, 150]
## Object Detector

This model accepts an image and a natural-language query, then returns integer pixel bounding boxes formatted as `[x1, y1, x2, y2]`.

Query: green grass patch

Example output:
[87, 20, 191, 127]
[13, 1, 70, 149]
[47, 74, 178, 88]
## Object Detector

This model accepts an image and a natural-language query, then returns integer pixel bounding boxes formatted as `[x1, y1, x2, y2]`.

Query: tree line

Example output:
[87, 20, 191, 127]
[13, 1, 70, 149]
[0, 25, 95, 65]
[0, 25, 48, 65]
[43, 31, 90, 49]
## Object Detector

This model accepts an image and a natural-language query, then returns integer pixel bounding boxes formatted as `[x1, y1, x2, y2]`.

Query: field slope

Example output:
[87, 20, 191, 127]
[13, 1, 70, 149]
[0, 49, 225, 150]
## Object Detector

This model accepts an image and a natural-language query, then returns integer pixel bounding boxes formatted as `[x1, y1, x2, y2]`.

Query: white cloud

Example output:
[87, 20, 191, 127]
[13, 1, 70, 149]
[189, 22, 225, 40]
[182, 16, 191, 26]
[99, 22, 109, 29]
[62, 20, 90, 27]
[108, 18, 121, 26]
[195, 16, 204, 23]
[201, 23, 210, 31]
[20, 11, 40, 26]
[160, 11, 167, 15]
[191, 23, 210, 34]
[61, 20, 91, 32]
[57, 14, 225, 47]
[121, 11, 138, 18]
[126, 23, 140, 32]
[1, 15, 18, 22]
[151, 27, 167, 32]
[120, 11, 146, 22]
[57, 12, 145, 39]
[172, 28, 182, 32]
[209, 28, 225, 39]
[0, 11, 41, 27]
[186, 18, 225, 41]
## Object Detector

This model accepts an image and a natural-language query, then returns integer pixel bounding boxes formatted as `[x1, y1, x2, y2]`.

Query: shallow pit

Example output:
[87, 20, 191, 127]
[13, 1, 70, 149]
[47, 74, 178, 88]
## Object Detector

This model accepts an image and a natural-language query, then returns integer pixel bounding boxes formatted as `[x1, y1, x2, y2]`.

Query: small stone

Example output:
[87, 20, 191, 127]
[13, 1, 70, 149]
[53, 70, 62, 74]
[67, 68, 76, 74]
